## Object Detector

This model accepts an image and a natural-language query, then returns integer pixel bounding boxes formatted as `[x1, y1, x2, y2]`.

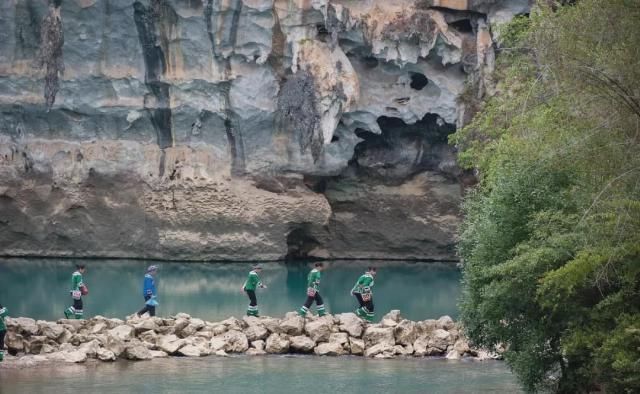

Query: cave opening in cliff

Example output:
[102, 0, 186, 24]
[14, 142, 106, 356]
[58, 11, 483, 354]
[376, 114, 455, 144]
[349, 114, 457, 181]
[409, 72, 429, 90]
[316, 24, 329, 42]
[286, 226, 321, 261]
[362, 56, 379, 69]
[303, 175, 328, 193]
[450, 19, 473, 33]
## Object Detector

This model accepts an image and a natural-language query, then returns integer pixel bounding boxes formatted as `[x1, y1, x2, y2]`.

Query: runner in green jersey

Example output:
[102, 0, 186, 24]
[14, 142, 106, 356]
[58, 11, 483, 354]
[351, 267, 376, 322]
[0, 304, 8, 362]
[64, 264, 86, 319]
[243, 265, 266, 316]
[298, 262, 326, 317]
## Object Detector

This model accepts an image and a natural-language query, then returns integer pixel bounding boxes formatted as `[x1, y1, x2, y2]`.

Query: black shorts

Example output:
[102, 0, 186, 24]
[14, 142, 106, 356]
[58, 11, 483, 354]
[354, 292, 374, 312]
[245, 289, 257, 306]
[303, 292, 324, 308]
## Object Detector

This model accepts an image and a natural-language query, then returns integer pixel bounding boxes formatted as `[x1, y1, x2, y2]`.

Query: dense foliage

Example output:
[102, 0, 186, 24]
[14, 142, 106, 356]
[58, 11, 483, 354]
[451, 1, 640, 392]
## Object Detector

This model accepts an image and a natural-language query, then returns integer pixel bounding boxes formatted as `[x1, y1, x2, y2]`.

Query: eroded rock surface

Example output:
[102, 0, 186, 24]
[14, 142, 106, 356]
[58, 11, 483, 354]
[0, 1, 527, 260]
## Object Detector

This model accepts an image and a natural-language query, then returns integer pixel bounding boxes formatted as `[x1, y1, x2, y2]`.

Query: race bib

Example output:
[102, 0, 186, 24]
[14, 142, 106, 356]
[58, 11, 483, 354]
[71, 290, 82, 299]
[362, 293, 372, 301]
[307, 287, 317, 297]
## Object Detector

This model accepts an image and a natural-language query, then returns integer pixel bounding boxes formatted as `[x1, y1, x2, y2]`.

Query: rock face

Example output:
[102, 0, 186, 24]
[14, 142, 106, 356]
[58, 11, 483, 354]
[304, 317, 333, 343]
[0, 1, 527, 261]
[363, 326, 396, 348]
[336, 313, 364, 338]
[290, 335, 316, 353]
[125, 341, 154, 360]
[265, 333, 290, 354]
[1, 312, 496, 364]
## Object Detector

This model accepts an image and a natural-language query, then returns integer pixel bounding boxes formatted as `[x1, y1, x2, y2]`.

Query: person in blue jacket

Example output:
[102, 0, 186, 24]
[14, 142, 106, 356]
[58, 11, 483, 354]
[136, 265, 158, 317]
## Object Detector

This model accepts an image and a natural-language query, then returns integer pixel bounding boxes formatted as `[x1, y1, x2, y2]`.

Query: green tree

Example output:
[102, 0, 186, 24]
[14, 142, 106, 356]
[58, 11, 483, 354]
[452, 1, 640, 392]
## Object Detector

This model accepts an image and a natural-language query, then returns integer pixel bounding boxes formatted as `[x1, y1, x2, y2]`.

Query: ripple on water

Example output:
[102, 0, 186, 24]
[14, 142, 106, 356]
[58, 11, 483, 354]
[0, 356, 522, 394]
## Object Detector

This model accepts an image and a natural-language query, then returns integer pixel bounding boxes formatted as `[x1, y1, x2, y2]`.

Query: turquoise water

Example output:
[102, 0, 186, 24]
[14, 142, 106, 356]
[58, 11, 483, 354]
[0, 259, 461, 322]
[0, 356, 522, 394]
[0, 260, 523, 393]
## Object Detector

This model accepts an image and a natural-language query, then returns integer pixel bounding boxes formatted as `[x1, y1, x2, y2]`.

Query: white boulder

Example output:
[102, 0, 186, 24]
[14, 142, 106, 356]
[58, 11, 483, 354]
[314, 341, 347, 356]
[108, 325, 134, 341]
[265, 333, 290, 354]
[289, 335, 316, 353]
[363, 326, 395, 347]
[304, 317, 333, 342]
[336, 313, 364, 338]
[222, 330, 249, 353]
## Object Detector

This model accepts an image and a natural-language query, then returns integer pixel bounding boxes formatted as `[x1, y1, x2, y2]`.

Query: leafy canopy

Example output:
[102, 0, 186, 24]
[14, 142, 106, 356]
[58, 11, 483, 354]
[452, 1, 640, 392]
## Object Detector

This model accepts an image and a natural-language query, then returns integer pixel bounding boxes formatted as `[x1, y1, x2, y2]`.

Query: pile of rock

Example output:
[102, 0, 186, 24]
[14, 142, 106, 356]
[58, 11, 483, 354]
[1, 311, 500, 365]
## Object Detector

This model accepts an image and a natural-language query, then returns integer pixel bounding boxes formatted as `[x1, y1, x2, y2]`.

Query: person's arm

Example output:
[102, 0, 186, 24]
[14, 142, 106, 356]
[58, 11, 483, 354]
[0, 304, 8, 318]
[306, 273, 313, 289]
[351, 276, 362, 294]
[258, 274, 266, 289]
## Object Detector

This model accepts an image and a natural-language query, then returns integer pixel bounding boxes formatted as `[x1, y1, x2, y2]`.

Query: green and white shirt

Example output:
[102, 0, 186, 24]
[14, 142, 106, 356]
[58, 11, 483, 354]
[0, 306, 8, 331]
[243, 270, 263, 291]
[352, 273, 375, 294]
[71, 271, 84, 291]
[70, 271, 84, 298]
[307, 268, 322, 291]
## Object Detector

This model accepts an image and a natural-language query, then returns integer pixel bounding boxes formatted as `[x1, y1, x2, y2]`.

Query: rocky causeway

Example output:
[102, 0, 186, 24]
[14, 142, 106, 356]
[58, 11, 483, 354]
[0, 310, 500, 367]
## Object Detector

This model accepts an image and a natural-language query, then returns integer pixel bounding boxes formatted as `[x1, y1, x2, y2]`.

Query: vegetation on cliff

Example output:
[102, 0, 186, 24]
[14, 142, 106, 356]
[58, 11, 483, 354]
[452, 1, 640, 392]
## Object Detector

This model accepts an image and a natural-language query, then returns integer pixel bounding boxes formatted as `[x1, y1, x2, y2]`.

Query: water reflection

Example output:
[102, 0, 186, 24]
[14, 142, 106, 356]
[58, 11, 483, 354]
[0, 357, 522, 393]
[0, 259, 461, 321]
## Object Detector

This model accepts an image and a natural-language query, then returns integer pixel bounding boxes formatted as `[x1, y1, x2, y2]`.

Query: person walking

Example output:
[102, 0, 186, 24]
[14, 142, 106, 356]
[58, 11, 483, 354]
[64, 264, 87, 319]
[137, 265, 158, 318]
[352, 267, 376, 322]
[0, 303, 8, 362]
[298, 262, 327, 317]
[242, 265, 266, 317]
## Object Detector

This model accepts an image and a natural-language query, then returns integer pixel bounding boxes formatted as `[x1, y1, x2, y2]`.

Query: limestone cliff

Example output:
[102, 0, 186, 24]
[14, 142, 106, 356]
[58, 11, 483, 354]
[0, 0, 530, 261]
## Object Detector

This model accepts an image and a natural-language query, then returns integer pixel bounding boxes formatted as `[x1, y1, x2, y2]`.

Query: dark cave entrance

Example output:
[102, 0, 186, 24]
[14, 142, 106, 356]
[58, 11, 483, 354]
[363, 56, 379, 69]
[450, 18, 473, 33]
[316, 24, 329, 42]
[349, 114, 457, 181]
[285, 225, 321, 261]
[409, 72, 429, 90]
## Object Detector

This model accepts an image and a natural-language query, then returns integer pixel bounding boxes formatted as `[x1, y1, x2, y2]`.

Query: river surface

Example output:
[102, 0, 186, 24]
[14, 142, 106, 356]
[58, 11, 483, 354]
[0, 356, 522, 394]
[0, 259, 524, 393]
[0, 259, 461, 322]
